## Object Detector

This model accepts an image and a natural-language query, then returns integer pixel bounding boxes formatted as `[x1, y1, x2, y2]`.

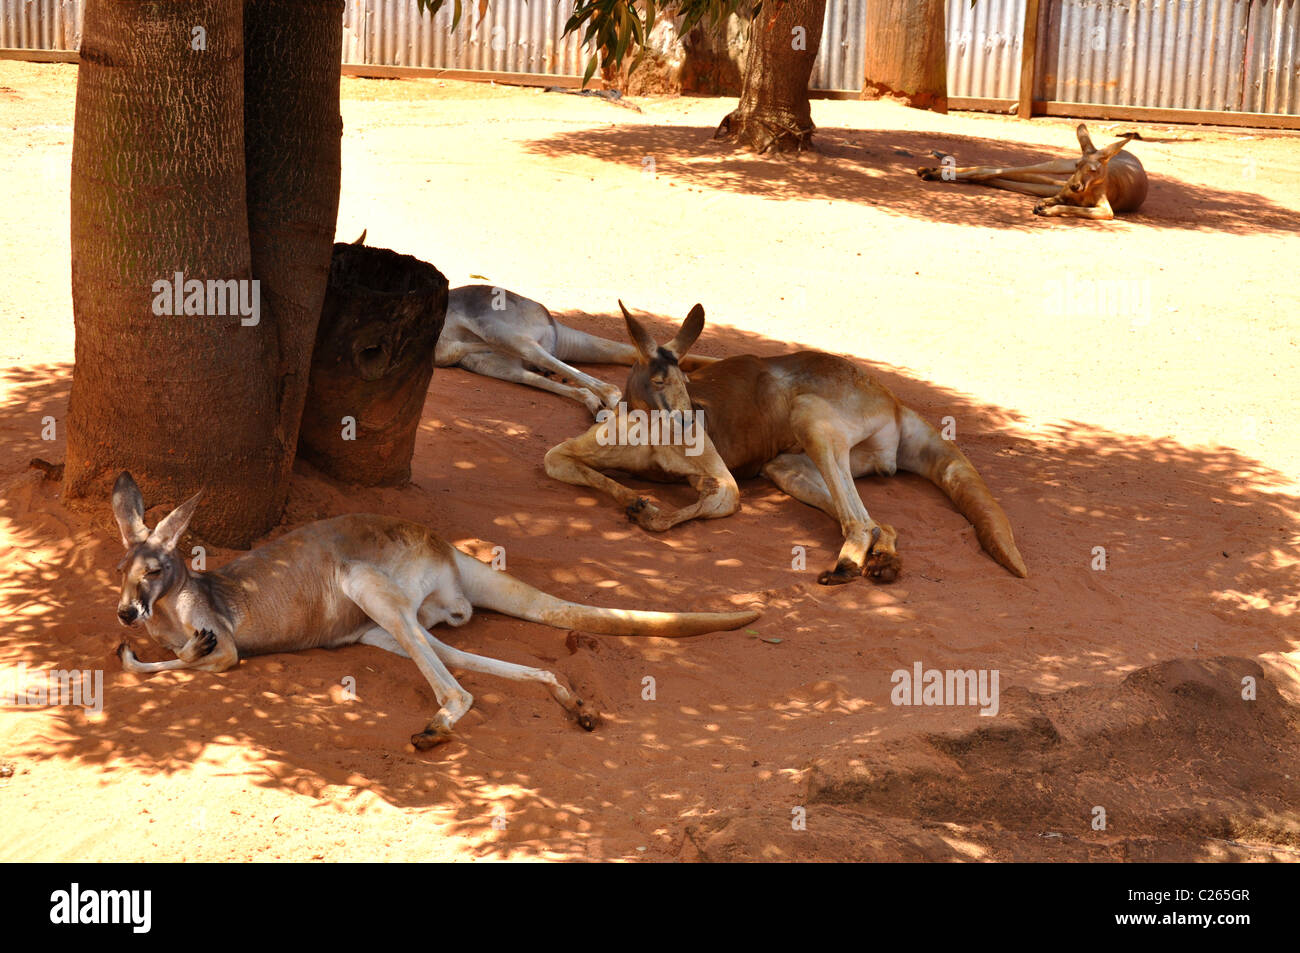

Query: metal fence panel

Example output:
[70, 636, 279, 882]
[3, 0, 1297, 116]
[352, 0, 590, 76]
[811, 0, 867, 92]
[1036, 0, 1299, 115]
[0, 0, 82, 50]
[947, 0, 1026, 99]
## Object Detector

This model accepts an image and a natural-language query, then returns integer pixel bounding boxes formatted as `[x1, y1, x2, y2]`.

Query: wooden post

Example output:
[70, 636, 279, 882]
[1018, 0, 1042, 119]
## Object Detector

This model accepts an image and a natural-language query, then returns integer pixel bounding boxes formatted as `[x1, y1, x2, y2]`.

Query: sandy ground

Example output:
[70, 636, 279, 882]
[1, 61, 1298, 862]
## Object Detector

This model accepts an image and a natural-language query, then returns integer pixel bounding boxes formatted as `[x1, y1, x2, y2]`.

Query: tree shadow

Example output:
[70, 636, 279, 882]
[521, 124, 1300, 234]
[2, 309, 1297, 859]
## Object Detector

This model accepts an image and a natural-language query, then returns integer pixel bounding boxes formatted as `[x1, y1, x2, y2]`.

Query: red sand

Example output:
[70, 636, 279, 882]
[1, 62, 1298, 861]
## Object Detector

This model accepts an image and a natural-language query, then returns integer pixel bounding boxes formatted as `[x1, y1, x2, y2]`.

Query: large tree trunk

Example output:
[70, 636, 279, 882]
[66, 0, 275, 545]
[861, 0, 948, 112]
[65, 0, 343, 547]
[714, 0, 826, 153]
[243, 0, 344, 512]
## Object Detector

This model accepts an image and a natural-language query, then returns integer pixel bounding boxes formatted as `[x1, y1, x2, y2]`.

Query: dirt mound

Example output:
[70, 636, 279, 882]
[683, 658, 1300, 861]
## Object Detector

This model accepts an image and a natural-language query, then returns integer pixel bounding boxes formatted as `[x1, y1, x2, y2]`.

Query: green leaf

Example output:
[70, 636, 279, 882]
[582, 53, 599, 89]
[451, 0, 463, 31]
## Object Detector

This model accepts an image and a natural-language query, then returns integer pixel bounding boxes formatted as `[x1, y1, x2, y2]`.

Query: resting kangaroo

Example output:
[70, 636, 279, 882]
[544, 305, 1028, 585]
[349, 230, 716, 416]
[916, 123, 1147, 220]
[437, 286, 719, 416]
[110, 472, 758, 748]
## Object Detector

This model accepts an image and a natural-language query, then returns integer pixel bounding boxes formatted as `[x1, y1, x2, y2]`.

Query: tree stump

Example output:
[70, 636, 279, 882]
[297, 242, 447, 486]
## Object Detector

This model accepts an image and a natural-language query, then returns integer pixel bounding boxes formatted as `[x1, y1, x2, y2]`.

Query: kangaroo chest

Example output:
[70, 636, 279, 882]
[687, 357, 801, 477]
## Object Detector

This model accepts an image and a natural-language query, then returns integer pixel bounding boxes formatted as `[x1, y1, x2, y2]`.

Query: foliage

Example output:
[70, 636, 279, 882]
[414, 0, 763, 85]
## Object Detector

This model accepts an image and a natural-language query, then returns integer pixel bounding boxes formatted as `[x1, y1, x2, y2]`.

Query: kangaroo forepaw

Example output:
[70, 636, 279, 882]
[178, 628, 218, 662]
[573, 700, 601, 732]
[917, 166, 940, 180]
[116, 641, 136, 668]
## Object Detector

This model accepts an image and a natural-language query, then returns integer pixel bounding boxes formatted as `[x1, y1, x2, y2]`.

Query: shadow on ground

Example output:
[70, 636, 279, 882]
[1, 311, 1297, 859]
[522, 125, 1300, 234]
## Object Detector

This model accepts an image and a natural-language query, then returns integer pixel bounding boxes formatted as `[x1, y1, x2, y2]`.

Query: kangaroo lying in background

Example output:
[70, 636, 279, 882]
[437, 286, 719, 415]
[916, 123, 1147, 220]
[111, 472, 758, 748]
[544, 305, 1028, 585]
[349, 232, 717, 415]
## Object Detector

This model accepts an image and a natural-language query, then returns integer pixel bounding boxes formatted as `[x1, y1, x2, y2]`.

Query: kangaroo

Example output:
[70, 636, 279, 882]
[544, 305, 1028, 585]
[436, 286, 719, 416]
[349, 230, 717, 416]
[110, 472, 759, 748]
[916, 123, 1147, 220]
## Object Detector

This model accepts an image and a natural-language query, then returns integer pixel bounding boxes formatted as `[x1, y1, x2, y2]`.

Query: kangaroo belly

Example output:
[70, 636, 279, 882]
[1106, 153, 1147, 212]
[688, 352, 887, 475]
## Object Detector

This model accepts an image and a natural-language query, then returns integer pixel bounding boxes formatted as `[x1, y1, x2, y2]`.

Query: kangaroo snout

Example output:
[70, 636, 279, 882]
[117, 605, 139, 626]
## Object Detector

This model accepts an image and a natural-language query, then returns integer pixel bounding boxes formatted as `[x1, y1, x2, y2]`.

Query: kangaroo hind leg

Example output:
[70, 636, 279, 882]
[341, 562, 473, 750]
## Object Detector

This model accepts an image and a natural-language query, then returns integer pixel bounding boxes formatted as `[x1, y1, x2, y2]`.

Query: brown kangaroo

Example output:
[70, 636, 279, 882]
[544, 304, 1028, 585]
[917, 123, 1147, 220]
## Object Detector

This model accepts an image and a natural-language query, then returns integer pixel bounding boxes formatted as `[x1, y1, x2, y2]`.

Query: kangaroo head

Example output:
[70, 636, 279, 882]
[111, 471, 202, 627]
[619, 301, 704, 416]
[1060, 123, 1134, 206]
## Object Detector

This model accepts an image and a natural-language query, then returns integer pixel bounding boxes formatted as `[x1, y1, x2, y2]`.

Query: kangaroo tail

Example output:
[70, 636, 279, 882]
[453, 550, 760, 636]
[552, 322, 642, 365]
[896, 407, 1028, 578]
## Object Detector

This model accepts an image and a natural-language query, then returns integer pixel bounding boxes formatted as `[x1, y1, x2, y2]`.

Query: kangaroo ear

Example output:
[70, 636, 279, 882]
[1098, 136, 1132, 159]
[353, 229, 367, 245]
[147, 489, 204, 552]
[665, 304, 705, 360]
[112, 471, 149, 548]
[619, 300, 659, 362]
[1076, 123, 1098, 155]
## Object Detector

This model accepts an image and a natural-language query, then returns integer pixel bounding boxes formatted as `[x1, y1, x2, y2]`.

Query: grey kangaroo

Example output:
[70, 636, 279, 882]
[437, 286, 720, 415]
[111, 472, 758, 748]
[351, 231, 716, 414]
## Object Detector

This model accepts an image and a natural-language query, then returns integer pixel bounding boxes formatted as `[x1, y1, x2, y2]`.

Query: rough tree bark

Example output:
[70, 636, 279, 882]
[297, 242, 447, 487]
[243, 0, 344, 507]
[714, 0, 827, 153]
[861, 0, 948, 112]
[65, 0, 343, 547]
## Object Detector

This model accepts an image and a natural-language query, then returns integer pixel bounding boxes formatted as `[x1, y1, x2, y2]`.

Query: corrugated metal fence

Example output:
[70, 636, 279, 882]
[1032, 0, 1299, 114]
[946, 0, 1300, 116]
[948, 0, 1026, 100]
[3, 0, 1297, 117]
[1, 0, 81, 50]
[811, 0, 868, 93]
[345, 0, 590, 76]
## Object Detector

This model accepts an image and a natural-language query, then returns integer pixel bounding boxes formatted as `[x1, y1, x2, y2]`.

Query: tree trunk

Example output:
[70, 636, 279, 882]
[65, 0, 344, 547]
[714, 0, 826, 153]
[66, 0, 277, 546]
[243, 0, 345, 510]
[861, 0, 948, 112]
[297, 242, 447, 487]
[680, 14, 749, 96]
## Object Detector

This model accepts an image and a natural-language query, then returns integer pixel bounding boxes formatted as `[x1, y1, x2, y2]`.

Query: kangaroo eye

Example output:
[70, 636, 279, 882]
[651, 377, 666, 387]
[145, 568, 161, 578]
